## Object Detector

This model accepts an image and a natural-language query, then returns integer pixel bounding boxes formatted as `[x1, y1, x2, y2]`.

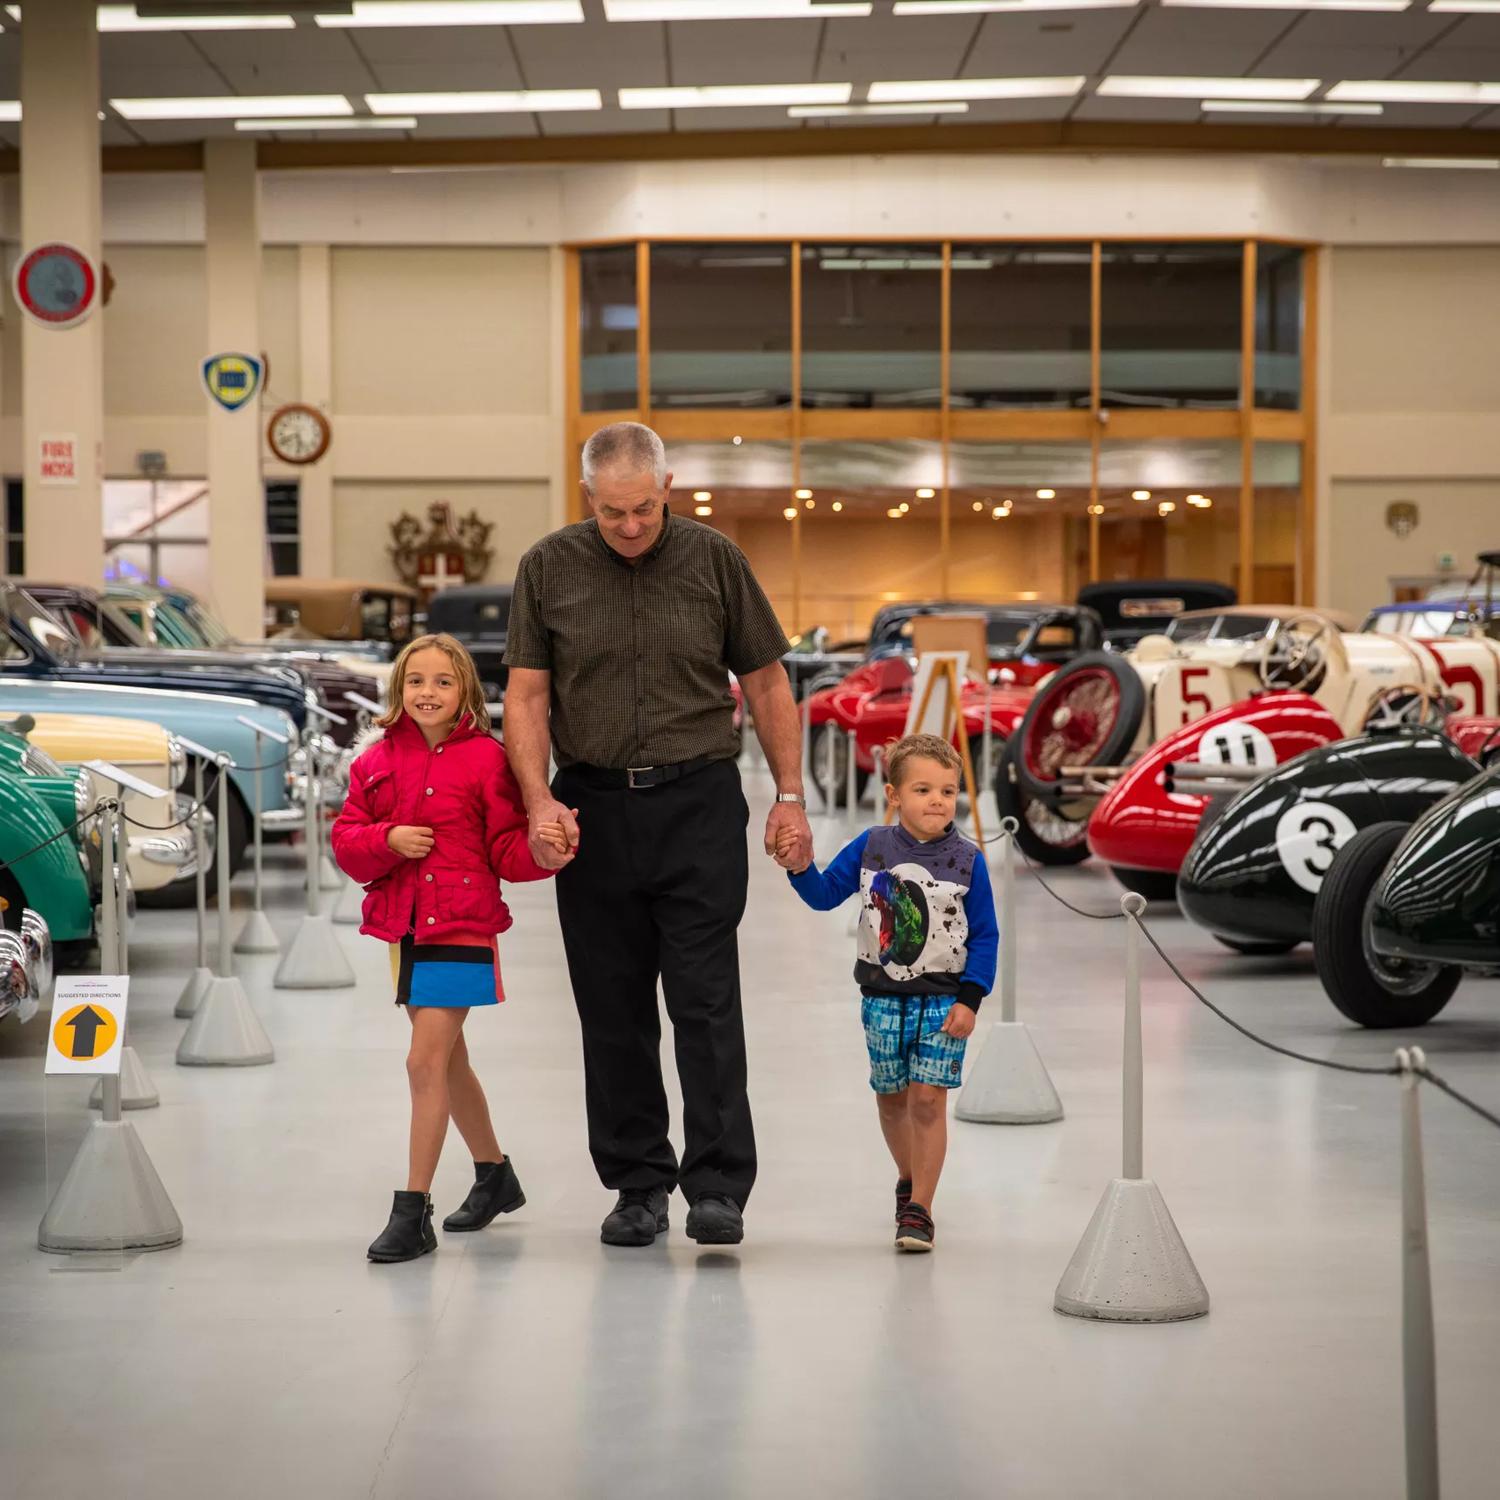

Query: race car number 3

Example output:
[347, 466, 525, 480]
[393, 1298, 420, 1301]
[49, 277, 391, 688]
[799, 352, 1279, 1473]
[1275, 801, 1357, 893]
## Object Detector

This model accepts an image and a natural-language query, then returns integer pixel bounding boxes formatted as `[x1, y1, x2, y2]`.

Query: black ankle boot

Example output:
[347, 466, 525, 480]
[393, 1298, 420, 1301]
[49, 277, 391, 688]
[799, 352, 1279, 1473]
[367, 1190, 437, 1263]
[443, 1158, 526, 1232]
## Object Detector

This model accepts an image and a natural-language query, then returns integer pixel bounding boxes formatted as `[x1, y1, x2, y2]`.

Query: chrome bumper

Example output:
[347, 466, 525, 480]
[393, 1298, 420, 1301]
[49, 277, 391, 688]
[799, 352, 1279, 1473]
[138, 832, 194, 868]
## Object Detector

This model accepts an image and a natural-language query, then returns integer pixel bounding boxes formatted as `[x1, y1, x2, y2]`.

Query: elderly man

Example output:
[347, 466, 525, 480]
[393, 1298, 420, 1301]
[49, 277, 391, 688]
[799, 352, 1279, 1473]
[503, 422, 811, 1248]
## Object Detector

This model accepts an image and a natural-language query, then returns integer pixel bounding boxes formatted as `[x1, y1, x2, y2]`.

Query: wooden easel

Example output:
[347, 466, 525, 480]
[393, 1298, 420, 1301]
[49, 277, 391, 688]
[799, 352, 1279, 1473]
[882, 654, 984, 843]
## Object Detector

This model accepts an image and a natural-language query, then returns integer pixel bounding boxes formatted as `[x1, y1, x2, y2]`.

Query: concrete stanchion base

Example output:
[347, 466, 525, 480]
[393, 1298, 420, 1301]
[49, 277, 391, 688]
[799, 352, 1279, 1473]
[1054, 1178, 1209, 1323]
[173, 965, 214, 1020]
[38, 1119, 183, 1253]
[88, 1045, 159, 1112]
[177, 976, 275, 1067]
[273, 914, 356, 990]
[319, 853, 342, 892]
[955, 1020, 1063, 1125]
[332, 877, 364, 926]
[233, 908, 281, 956]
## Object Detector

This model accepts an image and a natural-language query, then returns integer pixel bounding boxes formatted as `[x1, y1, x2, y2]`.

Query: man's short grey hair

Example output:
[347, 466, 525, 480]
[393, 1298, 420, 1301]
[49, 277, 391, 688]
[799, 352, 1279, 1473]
[581, 421, 668, 491]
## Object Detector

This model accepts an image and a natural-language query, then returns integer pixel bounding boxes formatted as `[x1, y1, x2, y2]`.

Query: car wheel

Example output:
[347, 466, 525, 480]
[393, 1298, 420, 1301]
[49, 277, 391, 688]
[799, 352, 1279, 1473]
[808, 722, 869, 809]
[994, 742, 1090, 866]
[1013, 652, 1145, 803]
[1213, 934, 1299, 957]
[137, 758, 251, 910]
[1312, 821, 1461, 1028]
[1110, 866, 1178, 903]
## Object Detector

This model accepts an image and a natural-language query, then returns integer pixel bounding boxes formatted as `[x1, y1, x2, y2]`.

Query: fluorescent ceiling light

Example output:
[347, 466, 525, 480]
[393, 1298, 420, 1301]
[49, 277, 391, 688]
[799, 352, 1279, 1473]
[367, 89, 602, 113]
[1382, 156, 1500, 169]
[1162, 0, 1409, 9]
[111, 95, 354, 121]
[605, 1, 870, 16]
[0, 101, 17, 121]
[1428, 0, 1500, 10]
[788, 100, 969, 117]
[1098, 76, 1319, 101]
[893, 1, 1133, 12]
[1202, 99, 1383, 115]
[1328, 80, 1500, 105]
[621, 83, 852, 109]
[869, 76, 1085, 103]
[99, 5, 294, 27]
[236, 116, 418, 131]
[317, 2, 583, 24]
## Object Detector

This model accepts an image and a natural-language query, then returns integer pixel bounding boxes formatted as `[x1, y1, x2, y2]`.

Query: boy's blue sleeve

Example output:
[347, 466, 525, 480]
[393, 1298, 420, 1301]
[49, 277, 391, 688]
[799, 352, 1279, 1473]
[786, 829, 869, 912]
[957, 851, 999, 1011]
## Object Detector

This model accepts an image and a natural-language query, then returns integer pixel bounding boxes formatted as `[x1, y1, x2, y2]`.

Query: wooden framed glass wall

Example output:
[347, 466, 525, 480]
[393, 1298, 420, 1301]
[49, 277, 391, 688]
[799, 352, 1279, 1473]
[566, 237, 1318, 633]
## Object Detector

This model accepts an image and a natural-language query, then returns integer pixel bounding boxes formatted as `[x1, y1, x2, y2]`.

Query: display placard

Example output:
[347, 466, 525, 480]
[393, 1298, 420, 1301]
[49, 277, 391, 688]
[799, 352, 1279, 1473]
[45, 976, 129, 1077]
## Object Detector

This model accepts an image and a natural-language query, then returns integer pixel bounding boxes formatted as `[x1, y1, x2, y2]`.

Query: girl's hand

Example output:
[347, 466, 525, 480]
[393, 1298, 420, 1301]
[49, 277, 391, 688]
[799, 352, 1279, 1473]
[386, 825, 435, 860]
[535, 822, 570, 855]
[940, 1002, 977, 1040]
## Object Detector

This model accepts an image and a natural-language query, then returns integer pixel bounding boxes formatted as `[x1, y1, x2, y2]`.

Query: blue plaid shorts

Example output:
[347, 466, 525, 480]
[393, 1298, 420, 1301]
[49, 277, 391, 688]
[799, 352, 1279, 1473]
[861, 993, 967, 1095]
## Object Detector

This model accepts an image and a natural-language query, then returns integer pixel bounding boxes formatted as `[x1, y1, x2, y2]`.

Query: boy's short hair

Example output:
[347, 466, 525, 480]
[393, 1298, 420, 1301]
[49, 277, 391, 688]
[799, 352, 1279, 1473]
[885, 733, 962, 787]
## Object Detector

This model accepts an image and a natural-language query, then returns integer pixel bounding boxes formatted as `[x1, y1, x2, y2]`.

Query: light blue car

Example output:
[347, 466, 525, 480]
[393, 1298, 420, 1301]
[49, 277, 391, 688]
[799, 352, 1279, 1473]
[0, 675, 299, 903]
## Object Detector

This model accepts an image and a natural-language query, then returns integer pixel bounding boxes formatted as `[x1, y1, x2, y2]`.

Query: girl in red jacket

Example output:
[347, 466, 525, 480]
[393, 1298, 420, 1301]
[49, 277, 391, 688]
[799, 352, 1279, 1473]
[332, 632, 567, 1264]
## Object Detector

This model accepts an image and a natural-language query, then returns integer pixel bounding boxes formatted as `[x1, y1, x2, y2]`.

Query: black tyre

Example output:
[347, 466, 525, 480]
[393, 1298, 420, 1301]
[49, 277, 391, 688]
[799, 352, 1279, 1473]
[1110, 866, 1179, 903]
[137, 757, 251, 910]
[1013, 652, 1146, 802]
[994, 741, 1090, 866]
[1213, 934, 1299, 957]
[1312, 821, 1461, 1028]
[808, 721, 870, 810]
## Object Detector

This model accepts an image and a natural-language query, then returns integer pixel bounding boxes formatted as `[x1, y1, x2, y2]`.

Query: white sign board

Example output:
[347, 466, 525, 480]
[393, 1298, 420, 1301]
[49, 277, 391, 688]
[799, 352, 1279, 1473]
[38, 433, 78, 486]
[904, 651, 970, 738]
[45, 976, 129, 1077]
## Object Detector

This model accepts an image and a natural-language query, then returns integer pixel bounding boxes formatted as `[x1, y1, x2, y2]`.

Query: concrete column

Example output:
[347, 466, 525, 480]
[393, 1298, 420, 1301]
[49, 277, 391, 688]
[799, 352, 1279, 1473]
[203, 138, 264, 639]
[295, 243, 334, 576]
[20, 0, 103, 584]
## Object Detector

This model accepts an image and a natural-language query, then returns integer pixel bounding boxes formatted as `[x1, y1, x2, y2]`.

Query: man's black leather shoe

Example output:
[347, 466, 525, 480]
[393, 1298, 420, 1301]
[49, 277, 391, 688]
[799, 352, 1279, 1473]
[685, 1193, 744, 1246]
[600, 1187, 670, 1247]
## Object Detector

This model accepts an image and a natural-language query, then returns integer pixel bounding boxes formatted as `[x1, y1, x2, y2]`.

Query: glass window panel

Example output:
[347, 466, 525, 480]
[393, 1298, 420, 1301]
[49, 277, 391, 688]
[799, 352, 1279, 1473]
[266, 481, 299, 537]
[650, 243, 791, 410]
[1098, 439, 1242, 491]
[1100, 243, 1243, 410]
[1252, 441, 1302, 604]
[579, 246, 638, 412]
[269, 540, 300, 577]
[1255, 245, 1303, 411]
[800, 245, 942, 409]
[950, 244, 1093, 410]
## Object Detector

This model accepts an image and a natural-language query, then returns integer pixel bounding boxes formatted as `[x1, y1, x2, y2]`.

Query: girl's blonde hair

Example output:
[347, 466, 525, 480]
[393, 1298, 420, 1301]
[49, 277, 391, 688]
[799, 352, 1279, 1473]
[376, 632, 492, 734]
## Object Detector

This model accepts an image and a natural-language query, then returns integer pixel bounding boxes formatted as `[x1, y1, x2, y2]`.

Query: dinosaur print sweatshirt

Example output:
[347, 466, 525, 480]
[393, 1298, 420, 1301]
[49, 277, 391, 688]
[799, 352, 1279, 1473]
[787, 822, 998, 1012]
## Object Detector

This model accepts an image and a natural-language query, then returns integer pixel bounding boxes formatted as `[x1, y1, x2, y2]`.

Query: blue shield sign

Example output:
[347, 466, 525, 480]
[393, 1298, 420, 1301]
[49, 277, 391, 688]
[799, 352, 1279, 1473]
[202, 353, 263, 412]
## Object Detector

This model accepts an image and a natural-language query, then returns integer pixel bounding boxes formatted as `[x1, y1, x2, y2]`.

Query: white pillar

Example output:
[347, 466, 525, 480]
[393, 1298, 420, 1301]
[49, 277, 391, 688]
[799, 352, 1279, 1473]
[204, 138, 264, 638]
[294, 243, 335, 577]
[20, 0, 103, 584]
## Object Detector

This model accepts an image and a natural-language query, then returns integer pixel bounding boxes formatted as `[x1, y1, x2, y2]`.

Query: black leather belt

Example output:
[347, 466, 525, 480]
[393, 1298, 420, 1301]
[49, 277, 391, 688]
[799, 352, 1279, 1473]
[564, 756, 719, 791]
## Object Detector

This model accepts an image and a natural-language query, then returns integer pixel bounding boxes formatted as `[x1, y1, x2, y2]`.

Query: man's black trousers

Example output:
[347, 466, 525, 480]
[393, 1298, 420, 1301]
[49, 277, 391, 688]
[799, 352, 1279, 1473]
[553, 758, 756, 1209]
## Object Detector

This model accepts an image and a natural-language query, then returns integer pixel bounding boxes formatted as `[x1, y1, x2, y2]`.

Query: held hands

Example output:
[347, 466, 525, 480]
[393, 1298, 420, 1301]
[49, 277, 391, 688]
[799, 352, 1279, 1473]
[767, 800, 812, 873]
[940, 1002, 977, 1040]
[528, 798, 580, 871]
[535, 822, 572, 858]
[386, 825, 435, 860]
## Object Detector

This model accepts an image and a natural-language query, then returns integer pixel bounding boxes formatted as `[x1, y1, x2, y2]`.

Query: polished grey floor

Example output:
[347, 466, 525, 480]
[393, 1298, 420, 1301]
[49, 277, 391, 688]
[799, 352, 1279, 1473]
[2, 765, 1497, 1499]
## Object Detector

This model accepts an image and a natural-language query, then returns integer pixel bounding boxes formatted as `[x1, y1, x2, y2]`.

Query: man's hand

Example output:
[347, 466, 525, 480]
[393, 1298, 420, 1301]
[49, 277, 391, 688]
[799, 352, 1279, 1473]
[386, 825, 435, 860]
[766, 800, 811, 871]
[528, 798, 580, 871]
[940, 1002, 977, 1040]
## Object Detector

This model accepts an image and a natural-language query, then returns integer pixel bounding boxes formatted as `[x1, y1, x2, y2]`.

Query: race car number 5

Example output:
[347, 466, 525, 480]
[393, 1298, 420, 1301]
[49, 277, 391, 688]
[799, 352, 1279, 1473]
[1275, 801, 1357, 893]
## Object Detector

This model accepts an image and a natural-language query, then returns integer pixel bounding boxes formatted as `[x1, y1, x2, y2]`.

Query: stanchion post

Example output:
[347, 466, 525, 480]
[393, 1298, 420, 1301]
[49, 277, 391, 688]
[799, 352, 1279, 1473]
[845, 728, 858, 821]
[114, 799, 128, 975]
[233, 718, 285, 957]
[98, 798, 118, 984]
[304, 752, 320, 920]
[192, 755, 208, 970]
[982, 679, 994, 788]
[999, 816, 1017, 1026]
[872, 745, 885, 817]
[801, 692, 812, 789]
[1123, 893, 1144, 1180]
[215, 755, 233, 979]
[1397, 1046, 1440, 1500]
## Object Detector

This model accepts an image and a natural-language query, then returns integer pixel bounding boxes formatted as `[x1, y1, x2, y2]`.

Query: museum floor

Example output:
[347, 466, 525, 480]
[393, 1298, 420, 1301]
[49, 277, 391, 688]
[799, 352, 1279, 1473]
[1, 762, 1496, 1500]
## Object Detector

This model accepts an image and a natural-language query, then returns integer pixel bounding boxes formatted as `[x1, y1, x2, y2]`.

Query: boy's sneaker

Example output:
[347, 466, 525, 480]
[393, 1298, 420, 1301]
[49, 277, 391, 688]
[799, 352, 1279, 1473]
[895, 1177, 913, 1224]
[895, 1202, 935, 1253]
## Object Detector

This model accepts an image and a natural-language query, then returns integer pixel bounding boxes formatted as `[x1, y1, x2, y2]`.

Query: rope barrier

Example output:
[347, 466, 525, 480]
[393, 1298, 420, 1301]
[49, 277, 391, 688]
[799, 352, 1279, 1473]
[0, 799, 118, 877]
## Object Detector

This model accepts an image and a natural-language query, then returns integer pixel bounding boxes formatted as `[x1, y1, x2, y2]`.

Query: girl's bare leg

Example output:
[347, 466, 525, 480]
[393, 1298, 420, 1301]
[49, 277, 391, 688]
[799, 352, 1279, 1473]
[404, 1007, 468, 1192]
[444, 1028, 503, 1163]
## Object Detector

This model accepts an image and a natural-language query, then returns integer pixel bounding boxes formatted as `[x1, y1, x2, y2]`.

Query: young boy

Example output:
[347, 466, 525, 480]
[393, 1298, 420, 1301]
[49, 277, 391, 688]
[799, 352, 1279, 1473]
[781, 732, 997, 1252]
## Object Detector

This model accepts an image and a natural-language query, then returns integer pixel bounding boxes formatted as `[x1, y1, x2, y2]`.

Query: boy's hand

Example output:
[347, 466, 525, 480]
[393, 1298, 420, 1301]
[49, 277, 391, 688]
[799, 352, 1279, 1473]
[386, 825, 435, 860]
[940, 1002, 977, 1040]
[775, 825, 811, 874]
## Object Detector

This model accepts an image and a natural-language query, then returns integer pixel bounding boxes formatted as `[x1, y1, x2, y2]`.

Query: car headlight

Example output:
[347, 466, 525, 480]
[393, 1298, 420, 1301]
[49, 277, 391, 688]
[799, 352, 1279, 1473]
[167, 735, 187, 789]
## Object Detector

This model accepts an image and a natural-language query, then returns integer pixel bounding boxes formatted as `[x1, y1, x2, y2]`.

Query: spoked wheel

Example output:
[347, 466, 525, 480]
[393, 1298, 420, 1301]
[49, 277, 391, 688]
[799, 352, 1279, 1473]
[1013, 653, 1145, 803]
[994, 741, 1090, 866]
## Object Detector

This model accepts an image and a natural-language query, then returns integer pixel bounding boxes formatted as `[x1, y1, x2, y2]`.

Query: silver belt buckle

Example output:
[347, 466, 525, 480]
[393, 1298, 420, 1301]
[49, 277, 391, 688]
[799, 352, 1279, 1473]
[626, 765, 654, 789]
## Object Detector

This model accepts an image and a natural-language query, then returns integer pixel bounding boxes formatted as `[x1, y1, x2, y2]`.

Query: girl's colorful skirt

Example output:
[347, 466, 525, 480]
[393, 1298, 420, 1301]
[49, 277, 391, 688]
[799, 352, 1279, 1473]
[388, 933, 503, 1008]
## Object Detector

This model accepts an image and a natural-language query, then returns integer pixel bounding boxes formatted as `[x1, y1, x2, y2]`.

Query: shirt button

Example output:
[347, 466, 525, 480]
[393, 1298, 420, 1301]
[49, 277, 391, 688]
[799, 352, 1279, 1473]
[425, 873, 433, 882]
[436, 747, 443, 754]
[426, 916, 435, 925]
[463, 877, 470, 885]
[425, 787, 434, 795]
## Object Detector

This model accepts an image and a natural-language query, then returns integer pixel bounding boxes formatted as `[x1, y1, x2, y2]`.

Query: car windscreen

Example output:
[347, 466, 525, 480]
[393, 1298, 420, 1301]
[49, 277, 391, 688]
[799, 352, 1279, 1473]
[1165, 613, 1275, 644]
[428, 594, 510, 636]
[1366, 609, 1459, 637]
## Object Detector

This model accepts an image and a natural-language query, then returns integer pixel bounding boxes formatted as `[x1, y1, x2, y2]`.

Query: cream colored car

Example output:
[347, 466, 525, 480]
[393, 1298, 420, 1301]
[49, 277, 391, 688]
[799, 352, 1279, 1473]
[16, 712, 193, 892]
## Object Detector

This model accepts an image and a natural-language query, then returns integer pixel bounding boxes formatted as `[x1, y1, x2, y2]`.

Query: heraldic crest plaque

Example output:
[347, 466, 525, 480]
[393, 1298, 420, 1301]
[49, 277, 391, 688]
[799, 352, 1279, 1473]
[389, 502, 495, 602]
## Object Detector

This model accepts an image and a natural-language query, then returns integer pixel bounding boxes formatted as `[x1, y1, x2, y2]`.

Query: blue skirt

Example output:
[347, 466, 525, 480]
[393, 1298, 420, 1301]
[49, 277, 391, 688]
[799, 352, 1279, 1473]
[388, 933, 502, 1008]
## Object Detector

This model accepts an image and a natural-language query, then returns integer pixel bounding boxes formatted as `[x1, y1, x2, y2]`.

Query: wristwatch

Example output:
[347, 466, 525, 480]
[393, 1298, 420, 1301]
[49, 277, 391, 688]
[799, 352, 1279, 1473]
[775, 792, 807, 808]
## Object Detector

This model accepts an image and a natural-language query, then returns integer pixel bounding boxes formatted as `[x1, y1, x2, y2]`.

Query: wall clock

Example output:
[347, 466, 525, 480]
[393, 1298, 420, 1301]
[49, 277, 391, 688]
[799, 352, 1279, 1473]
[267, 403, 331, 466]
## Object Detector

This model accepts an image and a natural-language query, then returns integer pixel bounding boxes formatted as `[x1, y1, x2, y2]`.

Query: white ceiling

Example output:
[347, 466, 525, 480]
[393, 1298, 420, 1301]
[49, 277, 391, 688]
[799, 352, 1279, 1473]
[0, 3, 1495, 151]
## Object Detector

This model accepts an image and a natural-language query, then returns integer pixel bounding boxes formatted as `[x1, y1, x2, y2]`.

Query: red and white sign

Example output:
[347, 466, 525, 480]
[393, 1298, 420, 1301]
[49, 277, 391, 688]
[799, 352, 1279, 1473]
[38, 433, 78, 486]
[12, 242, 99, 329]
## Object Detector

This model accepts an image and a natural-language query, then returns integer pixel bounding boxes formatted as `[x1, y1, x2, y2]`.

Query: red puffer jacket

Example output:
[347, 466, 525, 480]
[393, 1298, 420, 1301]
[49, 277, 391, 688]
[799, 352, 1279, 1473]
[330, 711, 553, 945]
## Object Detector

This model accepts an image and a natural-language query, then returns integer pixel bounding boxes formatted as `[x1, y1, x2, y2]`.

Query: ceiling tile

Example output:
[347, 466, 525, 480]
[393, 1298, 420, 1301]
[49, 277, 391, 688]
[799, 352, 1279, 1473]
[665, 20, 820, 84]
[189, 27, 361, 71]
[514, 18, 665, 88]
[671, 104, 806, 131]
[1392, 47, 1500, 83]
[341, 24, 519, 64]
[964, 13, 1139, 77]
[360, 60, 528, 93]
[1108, 8, 1291, 77]
[408, 114, 538, 139]
[540, 105, 670, 135]
[1072, 94, 1204, 123]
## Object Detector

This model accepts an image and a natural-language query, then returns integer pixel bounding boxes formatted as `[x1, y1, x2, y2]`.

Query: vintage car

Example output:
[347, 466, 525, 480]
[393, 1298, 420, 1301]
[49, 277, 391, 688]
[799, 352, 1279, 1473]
[0, 908, 52, 1026]
[1362, 597, 1500, 642]
[1003, 603, 1500, 873]
[804, 603, 1103, 808]
[1174, 730, 1483, 954]
[1309, 767, 1500, 1027]
[1076, 578, 1238, 652]
[424, 584, 511, 701]
[781, 625, 868, 701]
[263, 577, 417, 651]
[0, 677, 299, 903]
